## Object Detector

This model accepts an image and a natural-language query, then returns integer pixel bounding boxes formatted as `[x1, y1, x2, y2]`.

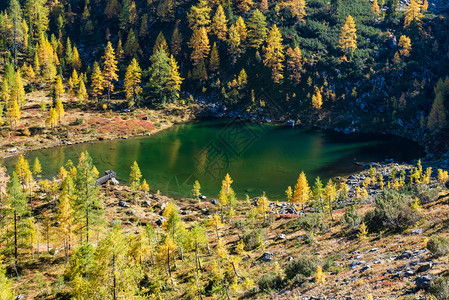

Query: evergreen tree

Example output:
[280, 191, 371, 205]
[105, 0, 121, 18]
[24, 0, 49, 39]
[102, 42, 119, 100]
[0, 258, 16, 299]
[427, 93, 446, 134]
[8, 0, 24, 69]
[157, 0, 175, 22]
[211, 5, 228, 41]
[263, 25, 285, 83]
[5, 172, 29, 270]
[247, 9, 268, 48]
[139, 14, 149, 37]
[171, 24, 182, 57]
[153, 31, 169, 55]
[209, 42, 220, 71]
[74, 151, 103, 243]
[124, 58, 142, 105]
[124, 29, 141, 58]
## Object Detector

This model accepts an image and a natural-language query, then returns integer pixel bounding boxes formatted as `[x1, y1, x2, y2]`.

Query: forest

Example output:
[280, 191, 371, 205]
[0, 0, 449, 298]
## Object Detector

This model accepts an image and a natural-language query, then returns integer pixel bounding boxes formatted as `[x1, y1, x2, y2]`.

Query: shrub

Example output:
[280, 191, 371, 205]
[284, 255, 318, 280]
[365, 189, 421, 231]
[430, 276, 449, 300]
[427, 236, 449, 257]
[286, 213, 327, 232]
[242, 229, 264, 251]
[414, 184, 439, 204]
[257, 272, 283, 292]
[342, 205, 361, 230]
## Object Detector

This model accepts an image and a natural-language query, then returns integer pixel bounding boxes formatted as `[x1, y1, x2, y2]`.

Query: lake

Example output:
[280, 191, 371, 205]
[2, 119, 425, 200]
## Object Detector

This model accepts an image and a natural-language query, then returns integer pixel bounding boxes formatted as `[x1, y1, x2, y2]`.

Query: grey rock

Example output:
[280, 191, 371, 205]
[415, 275, 432, 290]
[396, 250, 413, 260]
[416, 262, 432, 273]
[258, 252, 273, 262]
[143, 200, 151, 207]
[155, 217, 166, 227]
[110, 178, 119, 185]
[411, 228, 423, 234]
[349, 260, 365, 269]
[277, 234, 286, 240]
[211, 199, 218, 205]
[118, 201, 129, 208]
[360, 265, 372, 272]
[199, 195, 206, 200]
[404, 270, 414, 277]
[127, 210, 136, 215]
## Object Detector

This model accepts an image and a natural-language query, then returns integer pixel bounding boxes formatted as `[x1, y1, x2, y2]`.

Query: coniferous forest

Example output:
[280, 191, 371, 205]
[1, 0, 449, 298]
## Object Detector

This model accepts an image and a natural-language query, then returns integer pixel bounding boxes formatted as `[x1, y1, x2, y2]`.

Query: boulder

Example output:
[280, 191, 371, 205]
[258, 252, 273, 262]
[411, 228, 423, 234]
[415, 275, 432, 290]
[277, 234, 286, 240]
[396, 250, 413, 260]
[155, 217, 166, 227]
[349, 261, 366, 269]
[118, 201, 130, 208]
[416, 262, 432, 273]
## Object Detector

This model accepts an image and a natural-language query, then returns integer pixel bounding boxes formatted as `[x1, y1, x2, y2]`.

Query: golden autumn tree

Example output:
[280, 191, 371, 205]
[286, 46, 303, 84]
[422, 0, 429, 11]
[398, 35, 412, 57]
[90, 62, 104, 99]
[102, 41, 119, 100]
[290, 0, 307, 22]
[187, 0, 211, 31]
[209, 42, 220, 71]
[263, 25, 285, 83]
[54, 75, 64, 100]
[427, 93, 446, 134]
[247, 9, 268, 48]
[292, 171, 310, 211]
[167, 55, 183, 98]
[12, 69, 25, 108]
[339, 15, 357, 55]
[372, 0, 380, 15]
[404, 0, 424, 28]
[55, 99, 65, 125]
[189, 27, 210, 65]
[124, 58, 142, 105]
[211, 5, 227, 41]
[235, 17, 247, 41]
[227, 24, 241, 66]
[237, 0, 254, 13]
[312, 87, 323, 109]
[7, 99, 21, 129]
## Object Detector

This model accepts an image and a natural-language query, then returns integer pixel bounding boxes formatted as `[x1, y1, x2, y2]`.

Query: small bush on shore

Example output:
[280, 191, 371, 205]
[427, 236, 449, 257]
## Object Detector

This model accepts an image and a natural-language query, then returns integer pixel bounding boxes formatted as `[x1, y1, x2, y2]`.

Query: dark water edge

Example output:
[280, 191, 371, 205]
[2, 119, 425, 200]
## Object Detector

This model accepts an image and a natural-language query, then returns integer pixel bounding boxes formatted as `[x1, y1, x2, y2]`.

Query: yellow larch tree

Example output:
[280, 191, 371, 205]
[292, 171, 310, 211]
[372, 0, 380, 15]
[54, 75, 64, 100]
[339, 15, 357, 55]
[422, 0, 428, 11]
[168, 55, 183, 98]
[211, 5, 227, 41]
[404, 0, 424, 28]
[187, 0, 211, 31]
[189, 27, 211, 65]
[90, 62, 104, 99]
[286, 46, 303, 84]
[7, 99, 21, 129]
[55, 99, 65, 125]
[72, 46, 82, 70]
[227, 24, 241, 66]
[46, 107, 58, 128]
[290, 0, 307, 22]
[263, 25, 285, 83]
[209, 42, 220, 71]
[102, 41, 119, 100]
[11, 69, 25, 108]
[124, 58, 142, 104]
[312, 87, 323, 109]
[398, 35, 411, 57]
[235, 17, 247, 41]
[237, 0, 254, 13]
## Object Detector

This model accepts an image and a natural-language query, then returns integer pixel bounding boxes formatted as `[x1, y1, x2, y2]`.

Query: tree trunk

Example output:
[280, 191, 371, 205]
[167, 249, 174, 285]
[113, 254, 117, 300]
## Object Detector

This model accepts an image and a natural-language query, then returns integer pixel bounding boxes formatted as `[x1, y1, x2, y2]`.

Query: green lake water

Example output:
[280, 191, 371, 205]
[2, 119, 424, 200]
